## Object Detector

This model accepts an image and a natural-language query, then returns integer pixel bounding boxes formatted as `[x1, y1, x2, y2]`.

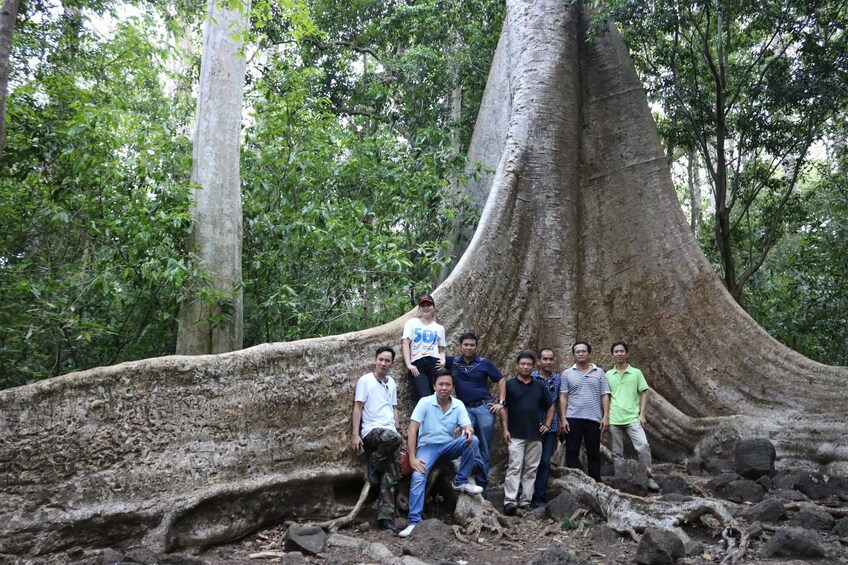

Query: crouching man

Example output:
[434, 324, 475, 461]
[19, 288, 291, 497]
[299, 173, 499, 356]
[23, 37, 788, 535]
[400, 369, 484, 537]
[351, 346, 404, 533]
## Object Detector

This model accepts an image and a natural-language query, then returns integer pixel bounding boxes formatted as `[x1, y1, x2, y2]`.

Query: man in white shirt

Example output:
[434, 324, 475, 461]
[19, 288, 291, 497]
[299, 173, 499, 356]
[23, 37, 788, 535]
[352, 347, 403, 533]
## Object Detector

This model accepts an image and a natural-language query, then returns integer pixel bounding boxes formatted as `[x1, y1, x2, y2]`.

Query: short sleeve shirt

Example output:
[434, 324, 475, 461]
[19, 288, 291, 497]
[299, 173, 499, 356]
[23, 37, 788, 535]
[355, 372, 398, 438]
[531, 370, 562, 432]
[505, 377, 553, 441]
[445, 355, 503, 403]
[606, 365, 649, 426]
[410, 394, 471, 447]
[562, 363, 610, 423]
[402, 318, 446, 362]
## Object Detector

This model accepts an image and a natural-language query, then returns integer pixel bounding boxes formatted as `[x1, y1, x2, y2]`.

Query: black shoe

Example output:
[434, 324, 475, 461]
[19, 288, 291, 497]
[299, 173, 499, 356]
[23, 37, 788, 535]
[518, 503, 531, 514]
[504, 503, 517, 516]
[377, 519, 399, 533]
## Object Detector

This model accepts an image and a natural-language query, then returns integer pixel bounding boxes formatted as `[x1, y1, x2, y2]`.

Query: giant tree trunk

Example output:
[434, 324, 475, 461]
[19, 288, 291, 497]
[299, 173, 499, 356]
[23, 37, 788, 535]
[1, 0, 846, 557]
[176, 0, 248, 355]
[0, 0, 20, 158]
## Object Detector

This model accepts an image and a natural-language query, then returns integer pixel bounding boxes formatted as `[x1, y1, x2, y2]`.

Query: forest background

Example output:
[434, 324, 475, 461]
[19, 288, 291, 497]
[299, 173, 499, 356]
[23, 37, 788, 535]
[0, 0, 846, 389]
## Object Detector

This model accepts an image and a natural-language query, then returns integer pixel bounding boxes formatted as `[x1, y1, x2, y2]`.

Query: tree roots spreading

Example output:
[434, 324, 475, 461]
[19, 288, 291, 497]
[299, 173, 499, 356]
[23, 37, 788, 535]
[552, 468, 750, 563]
[452, 494, 510, 542]
[316, 482, 372, 532]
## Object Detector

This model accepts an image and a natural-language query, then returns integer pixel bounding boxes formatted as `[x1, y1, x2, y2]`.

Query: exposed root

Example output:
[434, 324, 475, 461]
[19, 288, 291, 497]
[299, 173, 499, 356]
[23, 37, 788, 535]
[551, 467, 745, 556]
[533, 523, 561, 540]
[453, 494, 509, 541]
[316, 482, 371, 532]
[784, 502, 848, 518]
[721, 525, 750, 564]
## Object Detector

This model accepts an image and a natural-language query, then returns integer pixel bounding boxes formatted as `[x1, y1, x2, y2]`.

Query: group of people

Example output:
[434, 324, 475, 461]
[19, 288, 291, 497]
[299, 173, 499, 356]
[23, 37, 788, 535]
[351, 293, 658, 538]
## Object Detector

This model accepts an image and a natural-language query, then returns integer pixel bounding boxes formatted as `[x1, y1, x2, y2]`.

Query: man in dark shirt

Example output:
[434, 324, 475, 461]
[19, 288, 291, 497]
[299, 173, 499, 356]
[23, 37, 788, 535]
[500, 351, 554, 515]
[445, 332, 505, 497]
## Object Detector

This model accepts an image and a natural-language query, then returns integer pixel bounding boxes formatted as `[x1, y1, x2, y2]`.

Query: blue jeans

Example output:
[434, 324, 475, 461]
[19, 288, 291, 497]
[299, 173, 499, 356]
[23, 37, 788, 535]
[466, 403, 495, 490]
[532, 431, 558, 503]
[407, 435, 480, 525]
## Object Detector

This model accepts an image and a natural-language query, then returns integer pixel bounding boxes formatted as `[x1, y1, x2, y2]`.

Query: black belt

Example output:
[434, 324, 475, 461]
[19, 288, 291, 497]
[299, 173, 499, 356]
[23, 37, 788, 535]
[465, 399, 490, 408]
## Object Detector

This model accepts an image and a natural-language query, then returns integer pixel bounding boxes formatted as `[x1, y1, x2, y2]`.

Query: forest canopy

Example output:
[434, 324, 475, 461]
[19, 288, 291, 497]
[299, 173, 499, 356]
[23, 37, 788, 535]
[0, 0, 845, 389]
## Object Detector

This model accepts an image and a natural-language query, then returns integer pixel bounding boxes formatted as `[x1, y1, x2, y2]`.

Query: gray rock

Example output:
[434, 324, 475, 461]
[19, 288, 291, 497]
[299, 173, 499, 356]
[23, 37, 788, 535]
[794, 473, 843, 500]
[834, 517, 848, 537]
[408, 519, 461, 561]
[587, 524, 621, 546]
[635, 527, 684, 565]
[705, 471, 739, 492]
[611, 459, 649, 495]
[756, 475, 773, 492]
[685, 458, 702, 476]
[323, 558, 351, 565]
[761, 527, 826, 559]
[715, 479, 765, 504]
[742, 498, 786, 523]
[655, 474, 693, 496]
[102, 549, 129, 564]
[285, 524, 327, 555]
[772, 488, 808, 502]
[683, 537, 704, 557]
[546, 493, 583, 523]
[704, 457, 734, 474]
[282, 552, 308, 565]
[734, 438, 776, 479]
[748, 520, 764, 539]
[788, 506, 835, 531]
[127, 549, 206, 565]
[529, 547, 582, 565]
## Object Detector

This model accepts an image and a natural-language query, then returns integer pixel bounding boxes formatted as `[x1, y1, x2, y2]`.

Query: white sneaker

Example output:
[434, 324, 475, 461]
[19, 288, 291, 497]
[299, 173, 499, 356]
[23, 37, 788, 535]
[647, 478, 660, 491]
[398, 524, 416, 538]
[452, 482, 484, 495]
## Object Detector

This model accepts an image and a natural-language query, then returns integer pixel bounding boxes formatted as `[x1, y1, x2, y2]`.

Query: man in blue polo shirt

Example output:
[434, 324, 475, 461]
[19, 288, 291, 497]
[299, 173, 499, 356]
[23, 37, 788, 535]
[444, 332, 505, 497]
[562, 341, 610, 482]
[399, 370, 484, 538]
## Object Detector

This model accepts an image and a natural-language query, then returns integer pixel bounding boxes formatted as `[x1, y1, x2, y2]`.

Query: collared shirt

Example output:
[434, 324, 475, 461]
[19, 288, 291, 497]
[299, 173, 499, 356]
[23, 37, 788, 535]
[562, 363, 610, 423]
[606, 364, 649, 426]
[410, 394, 471, 447]
[531, 370, 562, 432]
[505, 376, 553, 441]
[445, 354, 503, 403]
[355, 372, 398, 438]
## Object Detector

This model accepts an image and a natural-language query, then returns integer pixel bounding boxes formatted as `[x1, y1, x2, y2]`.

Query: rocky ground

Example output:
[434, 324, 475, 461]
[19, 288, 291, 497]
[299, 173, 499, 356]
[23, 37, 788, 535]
[8, 438, 848, 565]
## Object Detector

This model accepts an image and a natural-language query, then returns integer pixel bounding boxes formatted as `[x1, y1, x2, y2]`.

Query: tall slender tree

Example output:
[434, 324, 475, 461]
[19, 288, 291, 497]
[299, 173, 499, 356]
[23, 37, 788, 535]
[176, 0, 250, 355]
[0, 0, 20, 157]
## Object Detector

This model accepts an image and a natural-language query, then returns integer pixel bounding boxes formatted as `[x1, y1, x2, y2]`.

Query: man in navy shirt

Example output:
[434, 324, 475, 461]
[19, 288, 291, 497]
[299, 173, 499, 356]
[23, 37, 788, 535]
[445, 332, 505, 497]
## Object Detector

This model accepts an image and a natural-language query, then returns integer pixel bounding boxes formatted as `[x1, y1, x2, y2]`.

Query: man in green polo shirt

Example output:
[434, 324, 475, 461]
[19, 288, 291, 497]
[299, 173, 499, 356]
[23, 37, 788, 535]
[607, 341, 659, 491]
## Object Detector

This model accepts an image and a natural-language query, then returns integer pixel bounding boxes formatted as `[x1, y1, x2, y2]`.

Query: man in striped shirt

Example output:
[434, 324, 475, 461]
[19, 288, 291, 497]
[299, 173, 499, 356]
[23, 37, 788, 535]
[561, 341, 610, 481]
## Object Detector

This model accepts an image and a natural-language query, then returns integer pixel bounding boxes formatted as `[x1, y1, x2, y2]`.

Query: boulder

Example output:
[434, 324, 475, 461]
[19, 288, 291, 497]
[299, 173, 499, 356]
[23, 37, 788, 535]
[761, 527, 827, 559]
[282, 552, 308, 565]
[546, 493, 583, 523]
[772, 488, 807, 502]
[756, 475, 773, 492]
[833, 517, 848, 537]
[704, 457, 734, 474]
[655, 474, 693, 496]
[794, 473, 846, 501]
[742, 498, 786, 523]
[285, 524, 327, 556]
[733, 438, 776, 479]
[611, 459, 649, 495]
[715, 479, 765, 504]
[587, 524, 621, 546]
[705, 471, 739, 492]
[404, 519, 460, 561]
[635, 527, 684, 565]
[788, 506, 835, 531]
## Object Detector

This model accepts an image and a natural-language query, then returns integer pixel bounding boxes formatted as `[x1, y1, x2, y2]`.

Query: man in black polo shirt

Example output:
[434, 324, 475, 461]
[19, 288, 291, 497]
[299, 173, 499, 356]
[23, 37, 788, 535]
[500, 351, 554, 515]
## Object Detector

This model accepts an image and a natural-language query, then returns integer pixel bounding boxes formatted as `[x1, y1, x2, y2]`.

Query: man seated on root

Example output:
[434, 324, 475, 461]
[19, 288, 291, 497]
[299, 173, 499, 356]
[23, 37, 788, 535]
[501, 351, 554, 515]
[351, 346, 404, 533]
[400, 369, 484, 538]
[444, 331, 506, 498]
[562, 341, 610, 482]
[607, 341, 659, 491]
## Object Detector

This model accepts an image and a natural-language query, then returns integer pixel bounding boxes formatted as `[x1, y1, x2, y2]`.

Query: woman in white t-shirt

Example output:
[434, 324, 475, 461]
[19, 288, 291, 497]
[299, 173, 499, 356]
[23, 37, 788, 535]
[401, 293, 446, 401]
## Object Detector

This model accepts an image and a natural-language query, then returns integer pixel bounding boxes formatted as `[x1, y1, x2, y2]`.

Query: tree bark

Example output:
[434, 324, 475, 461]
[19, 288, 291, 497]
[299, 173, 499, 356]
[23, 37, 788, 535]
[1, 0, 846, 556]
[176, 0, 249, 355]
[0, 0, 20, 158]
